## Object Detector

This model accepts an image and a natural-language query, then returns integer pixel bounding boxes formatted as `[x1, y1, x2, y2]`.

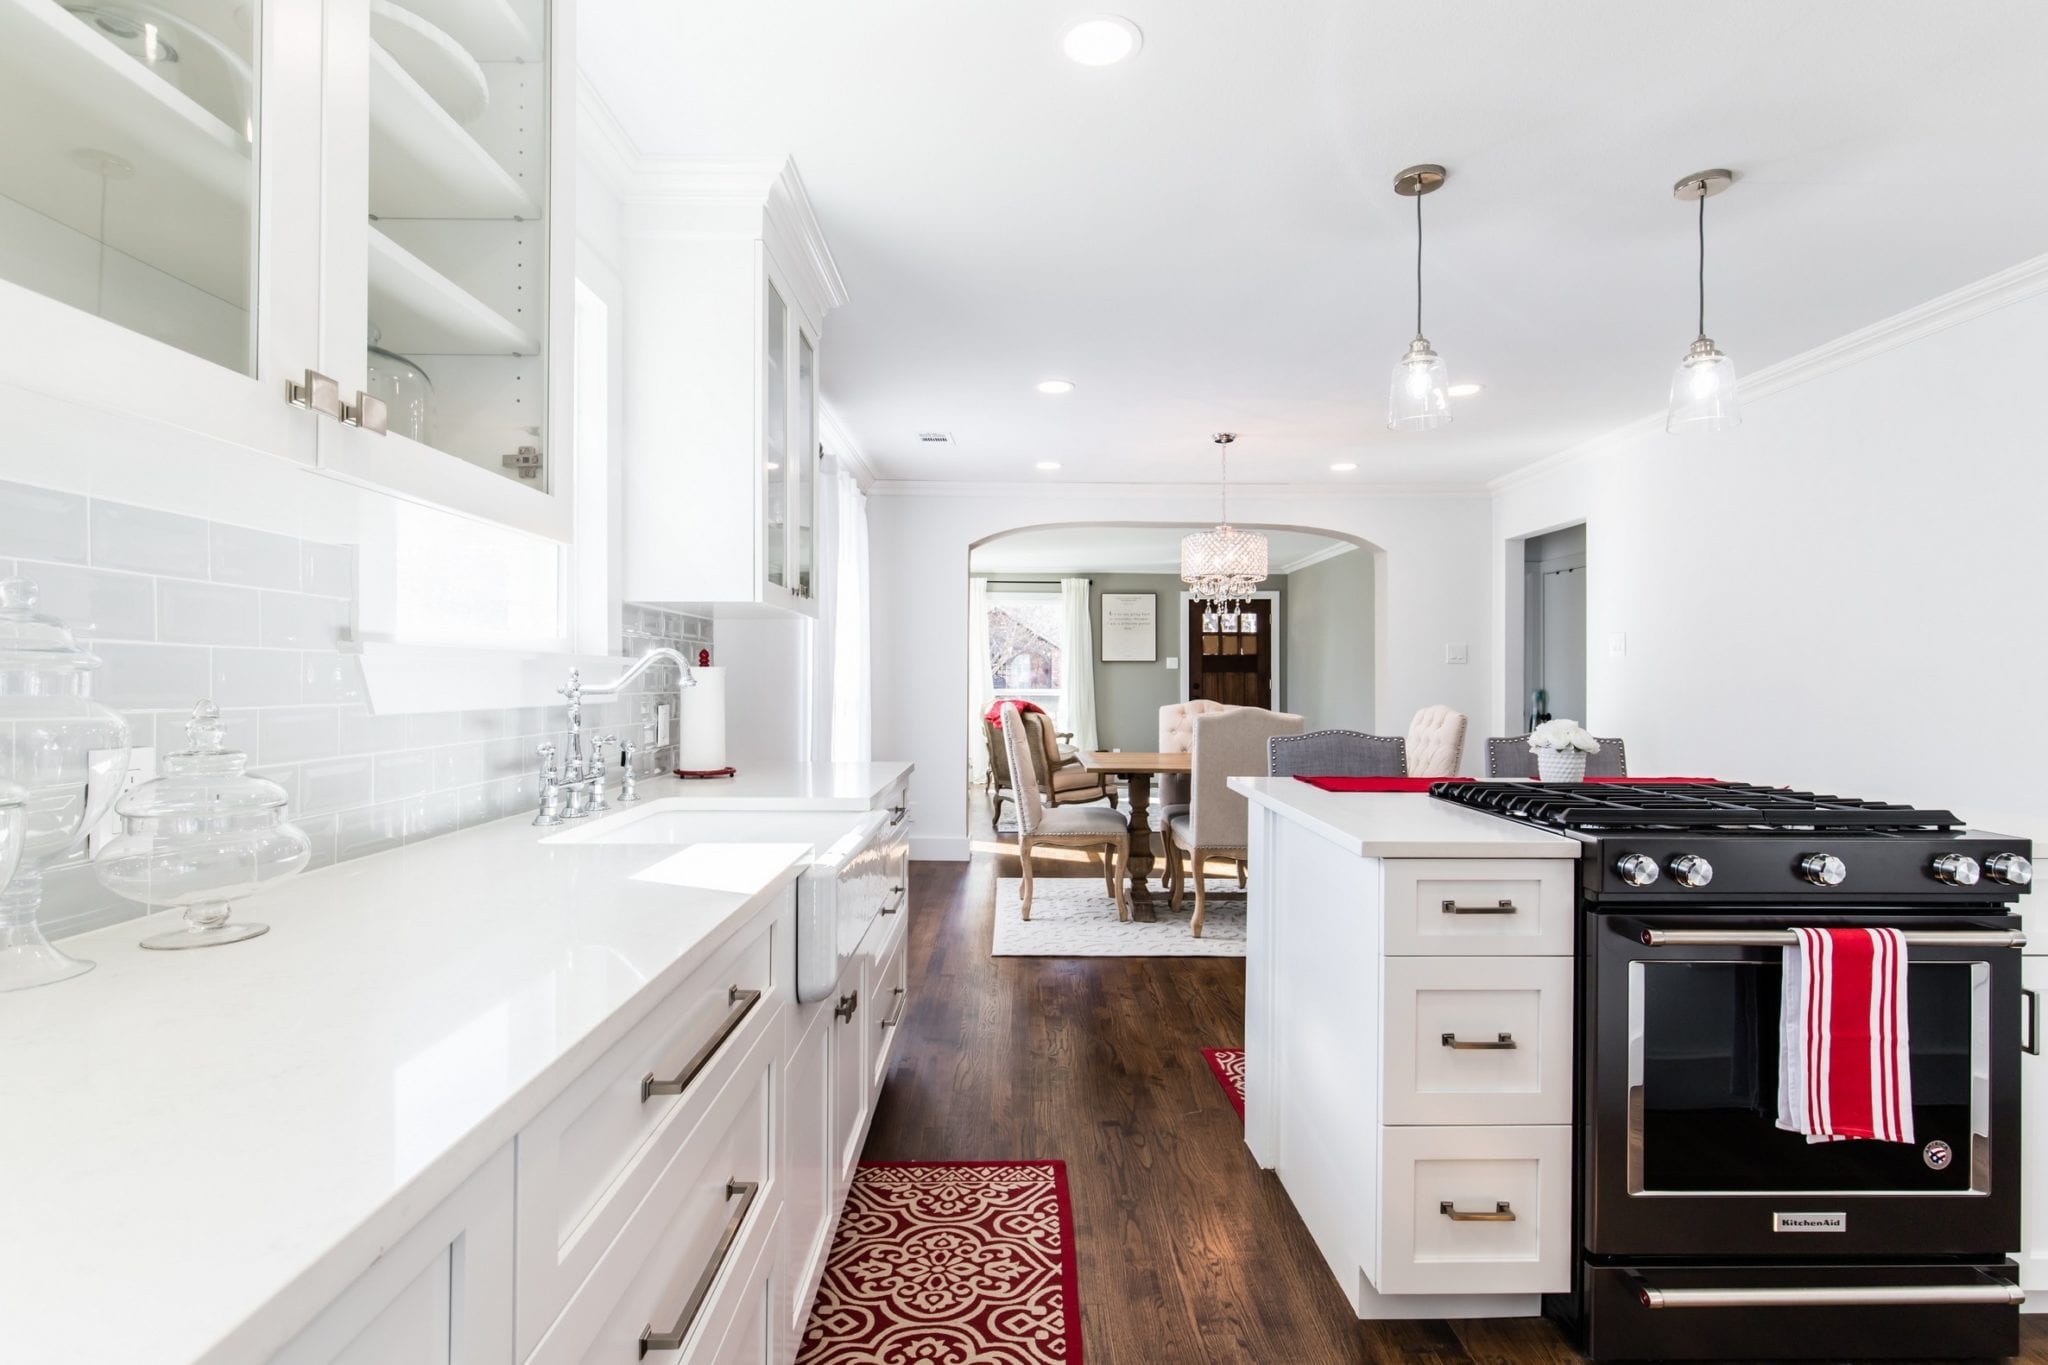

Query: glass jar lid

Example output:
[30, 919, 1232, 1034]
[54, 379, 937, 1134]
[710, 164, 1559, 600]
[116, 702, 289, 821]
[0, 576, 103, 673]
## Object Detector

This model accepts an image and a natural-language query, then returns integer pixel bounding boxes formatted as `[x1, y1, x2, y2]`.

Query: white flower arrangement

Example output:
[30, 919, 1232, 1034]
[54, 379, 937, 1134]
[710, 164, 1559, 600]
[1529, 720, 1602, 755]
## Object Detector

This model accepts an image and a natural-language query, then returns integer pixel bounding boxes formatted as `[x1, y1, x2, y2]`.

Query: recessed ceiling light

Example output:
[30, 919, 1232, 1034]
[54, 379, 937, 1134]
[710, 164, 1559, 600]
[1036, 461, 1062, 471]
[1330, 462, 1358, 472]
[1035, 379, 1075, 395]
[1447, 382, 1483, 398]
[1061, 15, 1142, 66]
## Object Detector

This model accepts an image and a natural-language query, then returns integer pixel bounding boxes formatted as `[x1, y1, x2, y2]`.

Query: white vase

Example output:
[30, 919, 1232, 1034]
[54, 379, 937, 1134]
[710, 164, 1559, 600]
[1536, 747, 1587, 782]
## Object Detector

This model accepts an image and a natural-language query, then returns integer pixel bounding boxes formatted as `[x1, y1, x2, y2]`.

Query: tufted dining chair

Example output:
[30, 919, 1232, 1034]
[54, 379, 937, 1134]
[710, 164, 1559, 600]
[1000, 703, 1130, 921]
[1267, 729, 1409, 778]
[1404, 705, 1468, 778]
[1487, 734, 1630, 779]
[1021, 711, 1118, 808]
[1165, 707, 1304, 937]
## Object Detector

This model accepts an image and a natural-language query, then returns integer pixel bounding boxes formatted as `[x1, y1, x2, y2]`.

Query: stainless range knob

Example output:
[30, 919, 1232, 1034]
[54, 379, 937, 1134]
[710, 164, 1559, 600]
[1669, 854, 1714, 888]
[1800, 853, 1848, 887]
[1932, 853, 1982, 886]
[1616, 853, 1662, 887]
[1986, 852, 2034, 887]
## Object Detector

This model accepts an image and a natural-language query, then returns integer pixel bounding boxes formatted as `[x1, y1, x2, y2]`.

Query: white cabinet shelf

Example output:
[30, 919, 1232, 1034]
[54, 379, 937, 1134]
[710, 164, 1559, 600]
[369, 225, 537, 355]
[404, 0, 539, 62]
[369, 43, 536, 221]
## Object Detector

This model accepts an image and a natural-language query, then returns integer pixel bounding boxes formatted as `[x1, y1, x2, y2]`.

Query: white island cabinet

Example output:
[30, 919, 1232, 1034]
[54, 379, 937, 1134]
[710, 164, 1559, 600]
[0, 0, 580, 541]
[1230, 777, 1581, 1319]
[0, 766, 913, 1365]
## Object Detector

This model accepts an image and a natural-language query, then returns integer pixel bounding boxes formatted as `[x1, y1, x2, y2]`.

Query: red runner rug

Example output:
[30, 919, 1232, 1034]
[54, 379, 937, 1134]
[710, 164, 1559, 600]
[797, 1160, 1083, 1364]
[1204, 1047, 1246, 1120]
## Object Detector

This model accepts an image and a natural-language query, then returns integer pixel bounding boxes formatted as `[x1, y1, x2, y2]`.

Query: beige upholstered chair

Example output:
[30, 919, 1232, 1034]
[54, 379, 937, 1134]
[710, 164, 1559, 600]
[1156, 698, 1237, 814]
[1165, 708, 1304, 936]
[982, 718, 1017, 826]
[1022, 711, 1118, 808]
[1000, 704, 1130, 921]
[1405, 705, 1468, 777]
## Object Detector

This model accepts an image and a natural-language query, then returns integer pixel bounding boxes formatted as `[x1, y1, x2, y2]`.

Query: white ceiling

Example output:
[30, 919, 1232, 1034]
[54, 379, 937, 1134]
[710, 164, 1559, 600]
[581, 1, 2048, 487]
[970, 525, 1357, 576]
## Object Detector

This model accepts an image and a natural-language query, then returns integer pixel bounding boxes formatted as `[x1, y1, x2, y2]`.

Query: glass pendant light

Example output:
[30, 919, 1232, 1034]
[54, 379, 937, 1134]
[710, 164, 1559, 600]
[1667, 169, 1741, 432]
[1387, 163, 1452, 432]
[1180, 434, 1268, 611]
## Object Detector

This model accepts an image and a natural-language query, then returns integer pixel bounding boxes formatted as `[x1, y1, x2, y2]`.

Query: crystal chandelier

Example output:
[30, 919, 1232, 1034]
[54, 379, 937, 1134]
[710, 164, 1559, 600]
[1180, 433, 1268, 610]
[1667, 169, 1741, 432]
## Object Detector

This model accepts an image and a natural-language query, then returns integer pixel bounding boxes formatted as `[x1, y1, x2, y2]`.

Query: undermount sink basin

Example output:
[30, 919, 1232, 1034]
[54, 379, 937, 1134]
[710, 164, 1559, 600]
[543, 803, 874, 851]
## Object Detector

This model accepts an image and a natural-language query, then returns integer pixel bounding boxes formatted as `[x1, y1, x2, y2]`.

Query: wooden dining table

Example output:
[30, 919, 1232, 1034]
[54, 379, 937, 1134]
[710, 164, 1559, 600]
[1075, 750, 1191, 902]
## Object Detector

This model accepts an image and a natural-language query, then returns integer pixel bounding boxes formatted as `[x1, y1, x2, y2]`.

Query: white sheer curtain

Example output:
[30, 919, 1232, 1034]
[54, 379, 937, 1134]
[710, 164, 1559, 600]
[967, 577, 993, 783]
[828, 466, 871, 763]
[1058, 577, 1098, 751]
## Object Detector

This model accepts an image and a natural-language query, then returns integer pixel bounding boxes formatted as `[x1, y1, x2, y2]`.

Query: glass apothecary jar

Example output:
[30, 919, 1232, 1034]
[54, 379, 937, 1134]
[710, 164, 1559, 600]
[0, 577, 131, 992]
[96, 701, 310, 950]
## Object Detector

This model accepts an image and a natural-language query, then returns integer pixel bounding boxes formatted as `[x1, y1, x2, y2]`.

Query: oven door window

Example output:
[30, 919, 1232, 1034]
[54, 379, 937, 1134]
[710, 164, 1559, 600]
[1630, 958, 1988, 1194]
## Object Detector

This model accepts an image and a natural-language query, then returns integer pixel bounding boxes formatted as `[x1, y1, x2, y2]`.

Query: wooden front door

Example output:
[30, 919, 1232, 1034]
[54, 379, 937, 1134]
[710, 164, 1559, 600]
[1187, 598, 1273, 708]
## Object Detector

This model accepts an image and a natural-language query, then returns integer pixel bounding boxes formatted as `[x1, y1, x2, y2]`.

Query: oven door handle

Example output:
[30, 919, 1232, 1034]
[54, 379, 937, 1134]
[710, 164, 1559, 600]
[1638, 928, 2027, 949]
[1627, 1270, 2024, 1310]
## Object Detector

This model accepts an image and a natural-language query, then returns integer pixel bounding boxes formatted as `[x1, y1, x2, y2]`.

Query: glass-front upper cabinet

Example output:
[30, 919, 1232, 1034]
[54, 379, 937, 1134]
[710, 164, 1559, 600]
[0, 0, 322, 460]
[762, 277, 790, 593]
[792, 327, 817, 599]
[319, 0, 574, 541]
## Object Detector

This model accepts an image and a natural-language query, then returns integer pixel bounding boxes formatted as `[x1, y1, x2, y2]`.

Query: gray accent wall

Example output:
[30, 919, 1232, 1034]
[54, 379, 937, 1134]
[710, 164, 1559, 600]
[1283, 547, 1375, 732]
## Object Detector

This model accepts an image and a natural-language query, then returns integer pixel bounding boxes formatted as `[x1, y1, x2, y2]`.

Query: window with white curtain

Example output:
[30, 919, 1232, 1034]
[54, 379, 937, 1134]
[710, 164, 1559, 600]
[984, 587, 1066, 714]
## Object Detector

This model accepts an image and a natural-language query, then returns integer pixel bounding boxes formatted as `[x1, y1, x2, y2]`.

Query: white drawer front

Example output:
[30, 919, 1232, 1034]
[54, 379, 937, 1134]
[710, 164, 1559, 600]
[1382, 956, 1573, 1126]
[530, 1032, 779, 1365]
[1380, 859, 1576, 956]
[871, 929, 909, 1091]
[516, 900, 784, 1355]
[1376, 1124, 1571, 1296]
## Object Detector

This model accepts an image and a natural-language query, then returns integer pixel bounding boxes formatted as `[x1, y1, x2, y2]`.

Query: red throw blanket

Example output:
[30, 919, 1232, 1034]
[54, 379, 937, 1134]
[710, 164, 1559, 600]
[984, 699, 1047, 728]
[1293, 776, 1472, 792]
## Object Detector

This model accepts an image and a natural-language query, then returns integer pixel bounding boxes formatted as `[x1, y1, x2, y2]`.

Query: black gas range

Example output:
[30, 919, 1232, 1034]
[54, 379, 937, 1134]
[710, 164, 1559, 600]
[1431, 780, 2036, 1362]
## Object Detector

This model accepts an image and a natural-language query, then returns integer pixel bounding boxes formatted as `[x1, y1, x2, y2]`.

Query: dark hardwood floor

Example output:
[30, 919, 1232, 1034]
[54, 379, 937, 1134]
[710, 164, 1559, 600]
[860, 795, 2048, 1364]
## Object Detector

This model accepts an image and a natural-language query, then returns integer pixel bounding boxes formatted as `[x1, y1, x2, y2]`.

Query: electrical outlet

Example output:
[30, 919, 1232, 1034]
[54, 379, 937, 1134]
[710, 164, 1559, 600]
[656, 703, 673, 746]
[1445, 643, 1469, 665]
[86, 746, 156, 856]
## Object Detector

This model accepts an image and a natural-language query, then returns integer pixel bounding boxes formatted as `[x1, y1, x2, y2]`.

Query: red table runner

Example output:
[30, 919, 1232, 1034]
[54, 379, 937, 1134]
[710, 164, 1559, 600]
[1293, 775, 1721, 792]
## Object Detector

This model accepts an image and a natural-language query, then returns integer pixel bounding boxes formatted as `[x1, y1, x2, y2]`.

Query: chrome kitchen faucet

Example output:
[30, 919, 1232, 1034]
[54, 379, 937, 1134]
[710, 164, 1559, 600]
[534, 648, 697, 826]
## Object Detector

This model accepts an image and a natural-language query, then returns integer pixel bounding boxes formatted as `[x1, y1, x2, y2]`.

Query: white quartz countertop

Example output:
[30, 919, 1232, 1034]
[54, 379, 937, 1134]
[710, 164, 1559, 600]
[646, 760, 911, 810]
[1229, 777, 1581, 859]
[0, 770, 909, 1365]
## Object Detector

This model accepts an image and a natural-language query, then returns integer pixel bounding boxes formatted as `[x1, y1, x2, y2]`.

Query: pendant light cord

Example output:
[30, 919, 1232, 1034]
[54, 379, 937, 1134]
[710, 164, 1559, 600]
[1696, 191, 1706, 339]
[1219, 440, 1229, 526]
[1414, 189, 1425, 339]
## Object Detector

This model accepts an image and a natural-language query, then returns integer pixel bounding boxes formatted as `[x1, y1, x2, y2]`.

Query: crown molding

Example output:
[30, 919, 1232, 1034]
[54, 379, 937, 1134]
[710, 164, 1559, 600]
[819, 403, 877, 490]
[1490, 250, 2048, 495]
[576, 74, 640, 197]
[867, 479, 1485, 500]
[1276, 539, 1363, 574]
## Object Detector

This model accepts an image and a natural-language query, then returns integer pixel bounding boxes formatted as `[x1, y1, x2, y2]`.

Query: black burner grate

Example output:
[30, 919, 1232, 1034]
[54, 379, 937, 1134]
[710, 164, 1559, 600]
[1429, 780, 1963, 834]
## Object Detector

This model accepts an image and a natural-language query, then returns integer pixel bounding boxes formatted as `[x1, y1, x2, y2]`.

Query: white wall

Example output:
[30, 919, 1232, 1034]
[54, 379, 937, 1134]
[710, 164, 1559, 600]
[871, 487, 1491, 858]
[1491, 283, 2048, 846]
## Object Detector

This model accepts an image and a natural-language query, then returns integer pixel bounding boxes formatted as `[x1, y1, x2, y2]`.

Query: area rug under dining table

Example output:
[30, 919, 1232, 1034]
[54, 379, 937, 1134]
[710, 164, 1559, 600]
[989, 878, 1246, 957]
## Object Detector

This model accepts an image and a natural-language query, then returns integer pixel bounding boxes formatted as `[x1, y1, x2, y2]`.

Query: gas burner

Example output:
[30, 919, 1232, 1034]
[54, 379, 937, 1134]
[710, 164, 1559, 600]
[1430, 780, 1963, 835]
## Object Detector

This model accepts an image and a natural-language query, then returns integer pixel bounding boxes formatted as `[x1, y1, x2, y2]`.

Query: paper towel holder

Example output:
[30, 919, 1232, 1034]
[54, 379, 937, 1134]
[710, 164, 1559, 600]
[675, 766, 738, 780]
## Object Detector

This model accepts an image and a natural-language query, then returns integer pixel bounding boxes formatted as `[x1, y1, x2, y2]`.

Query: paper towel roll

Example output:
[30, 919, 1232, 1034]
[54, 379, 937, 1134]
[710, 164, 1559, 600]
[677, 666, 727, 771]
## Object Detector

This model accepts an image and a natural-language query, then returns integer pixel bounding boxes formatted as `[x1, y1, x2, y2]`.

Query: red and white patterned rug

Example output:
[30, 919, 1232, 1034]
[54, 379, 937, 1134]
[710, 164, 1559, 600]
[1203, 1047, 1245, 1120]
[797, 1160, 1083, 1364]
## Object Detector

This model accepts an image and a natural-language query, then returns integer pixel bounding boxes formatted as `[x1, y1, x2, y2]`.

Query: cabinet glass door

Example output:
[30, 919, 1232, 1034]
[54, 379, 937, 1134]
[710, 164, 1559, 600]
[0, 0, 261, 372]
[762, 277, 789, 591]
[792, 328, 816, 599]
[363, 0, 548, 488]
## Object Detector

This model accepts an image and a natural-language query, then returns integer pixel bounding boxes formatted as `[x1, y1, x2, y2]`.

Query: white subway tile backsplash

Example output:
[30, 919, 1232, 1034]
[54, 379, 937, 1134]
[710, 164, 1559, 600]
[0, 482, 89, 564]
[373, 750, 433, 801]
[209, 524, 300, 589]
[251, 766, 302, 811]
[338, 710, 408, 754]
[211, 648, 302, 707]
[404, 712, 461, 747]
[299, 813, 339, 870]
[433, 742, 486, 790]
[300, 756, 374, 815]
[260, 592, 349, 648]
[91, 501, 209, 577]
[402, 791, 460, 843]
[301, 654, 365, 705]
[92, 643, 211, 708]
[158, 580, 260, 645]
[20, 562, 154, 641]
[337, 802, 403, 859]
[301, 541, 354, 598]
[258, 708, 339, 764]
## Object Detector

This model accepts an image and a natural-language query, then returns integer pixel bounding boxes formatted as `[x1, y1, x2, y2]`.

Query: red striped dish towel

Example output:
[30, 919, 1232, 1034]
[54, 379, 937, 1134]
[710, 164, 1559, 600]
[1776, 927, 1915, 1143]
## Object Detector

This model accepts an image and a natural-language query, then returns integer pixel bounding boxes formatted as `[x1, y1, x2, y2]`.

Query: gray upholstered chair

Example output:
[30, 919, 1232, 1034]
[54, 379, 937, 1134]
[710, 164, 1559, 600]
[1000, 704, 1130, 921]
[1165, 708, 1304, 937]
[1021, 710, 1118, 808]
[1405, 705, 1468, 777]
[1488, 734, 1630, 778]
[1267, 728, 1409, 778]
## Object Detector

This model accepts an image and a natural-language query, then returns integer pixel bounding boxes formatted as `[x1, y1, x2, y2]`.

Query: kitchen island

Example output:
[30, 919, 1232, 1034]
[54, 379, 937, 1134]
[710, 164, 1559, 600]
[1228, 777, 1581, 1320]
[0, 764, 910, 1365]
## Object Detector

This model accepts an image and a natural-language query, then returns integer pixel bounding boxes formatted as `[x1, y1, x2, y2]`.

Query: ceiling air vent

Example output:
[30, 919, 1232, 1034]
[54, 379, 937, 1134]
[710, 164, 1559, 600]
[917, 432, 955, 446]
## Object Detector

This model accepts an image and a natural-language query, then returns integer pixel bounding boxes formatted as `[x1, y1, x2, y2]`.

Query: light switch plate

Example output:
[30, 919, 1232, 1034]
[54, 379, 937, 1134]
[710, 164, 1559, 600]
[1164, 657, 1179, 671]
[655, 703, 673, 745]
[1445, 643, 1469, 665]
[1609, 632, 1628, 657]
[86, 746, 156, 856]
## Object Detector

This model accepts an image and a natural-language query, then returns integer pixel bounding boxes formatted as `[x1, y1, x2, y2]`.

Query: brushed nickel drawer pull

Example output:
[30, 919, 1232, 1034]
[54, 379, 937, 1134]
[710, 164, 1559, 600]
[1442, 1031, 1517, 1050]
[639, 1179, 761, 1356]
[641, 987, 762, 1103]
[1440, 1200, 1516, 1222]
[881, 885, 907, 915]
[880, 986, 908, 1029]
[835, 989, 860, 1023]
[1441, 898, 1518, 915]
[889, 803, 908, 826]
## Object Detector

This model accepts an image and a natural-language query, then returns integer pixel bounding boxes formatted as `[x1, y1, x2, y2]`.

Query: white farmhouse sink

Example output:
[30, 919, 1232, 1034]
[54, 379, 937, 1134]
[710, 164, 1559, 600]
[544, 805, 873, 850]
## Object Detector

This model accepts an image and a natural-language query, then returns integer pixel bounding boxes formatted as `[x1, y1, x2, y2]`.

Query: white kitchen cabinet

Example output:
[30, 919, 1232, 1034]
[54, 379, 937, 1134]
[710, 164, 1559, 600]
[622, 158, 845, 615]
[269, 1145, 514, 1365]
[0, 0, 578, 540]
